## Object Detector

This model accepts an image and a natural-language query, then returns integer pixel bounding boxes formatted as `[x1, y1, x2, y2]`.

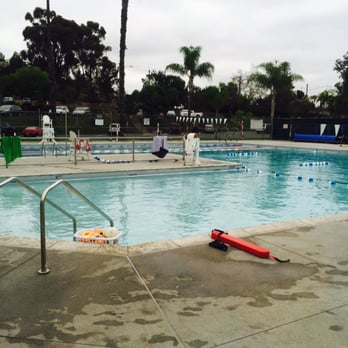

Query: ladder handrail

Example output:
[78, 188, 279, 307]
[0, 177, 114, 275]
[0, 177, 77, 231]
[39, 179, 114, 274]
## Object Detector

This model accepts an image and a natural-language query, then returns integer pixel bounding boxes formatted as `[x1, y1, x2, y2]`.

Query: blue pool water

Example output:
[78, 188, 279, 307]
[1, 147, 347, 245]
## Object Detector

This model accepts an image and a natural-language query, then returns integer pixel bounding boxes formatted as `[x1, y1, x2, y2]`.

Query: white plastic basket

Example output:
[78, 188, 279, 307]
[73, 227, 122, 245]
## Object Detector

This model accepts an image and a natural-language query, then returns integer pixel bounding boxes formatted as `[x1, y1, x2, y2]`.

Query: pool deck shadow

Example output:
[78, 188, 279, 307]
[1, 140, 348, 347]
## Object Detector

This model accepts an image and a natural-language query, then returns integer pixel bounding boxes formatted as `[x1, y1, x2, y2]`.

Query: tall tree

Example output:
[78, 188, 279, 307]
[199, 82, 240, 115]
[136, 70, 185, 112]
[249, 60, 303, 138]
[334, 52, 348, 115]
[73, 21, 112, 100]
[23, 8, 79, 81]
[98, 57, 118, 101]
[334, 52, 348, 94]
[8, 53, 26, 74]
[0, 66, 48, 99]
[0, 52, 8, 76]
[315, 89, 337, 113]
[166, 45, 214, 116]
[119, 0, 129, 126]
[22, 7, 115, 102]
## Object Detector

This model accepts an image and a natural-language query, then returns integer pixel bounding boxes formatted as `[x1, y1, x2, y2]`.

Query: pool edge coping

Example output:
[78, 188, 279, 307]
[1, 212, 348, 257]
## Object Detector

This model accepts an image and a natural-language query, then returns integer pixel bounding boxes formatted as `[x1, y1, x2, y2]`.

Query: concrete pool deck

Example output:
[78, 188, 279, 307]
[0, 140, 348, 347]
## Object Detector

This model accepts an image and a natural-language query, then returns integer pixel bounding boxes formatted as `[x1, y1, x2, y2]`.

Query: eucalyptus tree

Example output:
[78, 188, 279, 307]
[23, 8, 79, 81]
[249, 60, 303, 138]
[22, 7, 116, 102]
[166, 45, 214, 116]
[72, 21, 114, 100]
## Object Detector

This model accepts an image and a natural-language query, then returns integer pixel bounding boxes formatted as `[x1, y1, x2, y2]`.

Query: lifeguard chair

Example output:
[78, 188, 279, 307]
[184, 133, 200, 166]
[39, 115, 57, 156]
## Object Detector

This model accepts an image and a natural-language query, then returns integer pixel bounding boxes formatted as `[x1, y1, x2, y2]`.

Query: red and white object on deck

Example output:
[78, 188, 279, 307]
[210, 229, 289, 262]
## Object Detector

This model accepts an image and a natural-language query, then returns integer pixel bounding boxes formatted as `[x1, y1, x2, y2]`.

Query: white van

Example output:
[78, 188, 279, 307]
[204, 124, 214, 133]
[2, 96, 14, 104]
[56, 105, 69, 114]
[180, 109, 203, 117]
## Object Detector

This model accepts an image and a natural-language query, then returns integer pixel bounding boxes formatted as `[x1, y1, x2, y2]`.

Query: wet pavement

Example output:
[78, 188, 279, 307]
[0, 140, 348, 347]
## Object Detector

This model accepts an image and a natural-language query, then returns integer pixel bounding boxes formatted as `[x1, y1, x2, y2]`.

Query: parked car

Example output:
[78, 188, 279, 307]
[72, 106, 91, 115]
[22, 97, 32, 106]
[0, 104, 22, 114]
[56, 105, 70, 114]
[22, 126, 42, 137]
[256, 124, 270, 134]
[204, 124, 215, 133]
[0, 123, 16, 136]
[108, 123, 121, 135]
[180, 109, 203, 117]
[2, 96, 14, 104]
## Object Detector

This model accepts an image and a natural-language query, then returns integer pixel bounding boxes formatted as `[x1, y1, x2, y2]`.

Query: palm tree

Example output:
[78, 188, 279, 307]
[249, 60, 303, 138]
[119, 0, 129, 126]
[166, 46, 214, 116]
[46, 0, 56, 112]
[315, 89, 337, 113]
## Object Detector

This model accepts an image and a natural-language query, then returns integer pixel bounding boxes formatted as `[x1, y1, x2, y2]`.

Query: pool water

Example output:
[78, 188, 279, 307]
[1, 147, 347, 245]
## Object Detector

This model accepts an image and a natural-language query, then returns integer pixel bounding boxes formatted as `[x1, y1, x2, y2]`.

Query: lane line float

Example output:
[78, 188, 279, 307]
[209, 229, 290, 263]
[94, 156, 131, 164]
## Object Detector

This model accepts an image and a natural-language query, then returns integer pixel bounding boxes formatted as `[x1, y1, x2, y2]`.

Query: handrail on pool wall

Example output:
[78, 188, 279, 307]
[39, 179, 114, 275]
[0, 176, 77, 243]
[0, 177, 114, 276]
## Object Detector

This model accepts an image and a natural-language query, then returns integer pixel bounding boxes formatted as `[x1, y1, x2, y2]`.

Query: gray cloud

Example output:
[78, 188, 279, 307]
[1, 0, 347, 95]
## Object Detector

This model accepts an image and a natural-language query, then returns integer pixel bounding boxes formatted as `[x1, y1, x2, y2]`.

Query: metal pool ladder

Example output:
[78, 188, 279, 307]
[0, 177, 114, 275]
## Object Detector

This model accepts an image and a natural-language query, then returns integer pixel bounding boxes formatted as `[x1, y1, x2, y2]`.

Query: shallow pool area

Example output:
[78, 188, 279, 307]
[1, 146, 347, 245]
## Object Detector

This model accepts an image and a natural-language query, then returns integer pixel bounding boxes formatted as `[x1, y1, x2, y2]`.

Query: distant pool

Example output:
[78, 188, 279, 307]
[1, 147, 347, 245]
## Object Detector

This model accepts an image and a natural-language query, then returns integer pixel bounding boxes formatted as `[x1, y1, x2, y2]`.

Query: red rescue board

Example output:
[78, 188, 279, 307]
[211, 229, 270, 259]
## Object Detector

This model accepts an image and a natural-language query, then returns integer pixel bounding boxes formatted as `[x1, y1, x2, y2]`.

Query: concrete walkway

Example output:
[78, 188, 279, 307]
[0, 140, 348, 347]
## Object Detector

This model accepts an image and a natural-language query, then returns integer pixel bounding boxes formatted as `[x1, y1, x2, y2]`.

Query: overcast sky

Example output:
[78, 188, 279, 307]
[1, 0, 347, 96]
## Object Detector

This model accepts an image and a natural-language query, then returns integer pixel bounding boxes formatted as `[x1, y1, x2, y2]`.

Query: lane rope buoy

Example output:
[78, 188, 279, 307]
[94, 156, 131, 164]
[85, 139, 91, 152]
[209, 229, 290, 263]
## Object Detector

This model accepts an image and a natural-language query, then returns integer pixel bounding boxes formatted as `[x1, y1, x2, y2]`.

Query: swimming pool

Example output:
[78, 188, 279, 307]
[1, 146, 347, 245]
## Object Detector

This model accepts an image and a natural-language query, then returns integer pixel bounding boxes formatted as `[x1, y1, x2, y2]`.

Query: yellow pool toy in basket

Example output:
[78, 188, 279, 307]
[74, 227, 121, 245]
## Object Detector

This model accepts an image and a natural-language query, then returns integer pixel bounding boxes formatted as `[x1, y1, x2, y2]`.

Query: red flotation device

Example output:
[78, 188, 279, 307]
[210, 229, 289, 262]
